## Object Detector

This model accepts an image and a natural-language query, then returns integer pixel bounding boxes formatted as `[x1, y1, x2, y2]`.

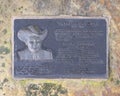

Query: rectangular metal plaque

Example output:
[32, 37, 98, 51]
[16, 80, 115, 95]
[13, 17, 108, 78]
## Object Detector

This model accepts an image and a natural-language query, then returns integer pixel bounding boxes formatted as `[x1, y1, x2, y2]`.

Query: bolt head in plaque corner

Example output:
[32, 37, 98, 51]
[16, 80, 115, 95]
[12, 16, 108, 79]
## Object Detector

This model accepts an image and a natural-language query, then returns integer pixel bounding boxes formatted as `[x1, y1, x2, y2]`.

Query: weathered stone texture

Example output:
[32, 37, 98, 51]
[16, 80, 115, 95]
[0, 0, 120, 96]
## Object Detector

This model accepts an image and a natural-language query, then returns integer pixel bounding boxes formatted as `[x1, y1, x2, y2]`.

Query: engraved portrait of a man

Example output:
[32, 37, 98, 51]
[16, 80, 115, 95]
[17, 25, 53, 60]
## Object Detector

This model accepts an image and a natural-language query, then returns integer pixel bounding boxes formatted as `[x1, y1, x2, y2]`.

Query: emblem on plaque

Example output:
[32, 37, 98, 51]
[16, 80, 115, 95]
[13, 17, 108, 78]
[17, 25, 53, 60]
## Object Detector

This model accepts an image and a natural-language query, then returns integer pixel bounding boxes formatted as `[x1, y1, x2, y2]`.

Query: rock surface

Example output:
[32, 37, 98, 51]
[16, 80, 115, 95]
[0, 0, 120, 96]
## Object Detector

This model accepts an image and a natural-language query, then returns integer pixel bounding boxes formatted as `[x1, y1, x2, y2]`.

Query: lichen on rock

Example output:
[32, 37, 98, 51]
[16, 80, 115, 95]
[0, 46, 10, 54]
[25, 83, 68, 96]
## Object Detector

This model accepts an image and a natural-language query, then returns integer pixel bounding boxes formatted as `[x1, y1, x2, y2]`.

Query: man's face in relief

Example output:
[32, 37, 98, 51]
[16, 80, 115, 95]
[27, 35, 42, 52]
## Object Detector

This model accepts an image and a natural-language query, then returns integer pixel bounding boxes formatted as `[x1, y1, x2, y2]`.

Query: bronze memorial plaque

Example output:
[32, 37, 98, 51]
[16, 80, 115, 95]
[13, 17, 108, 78]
